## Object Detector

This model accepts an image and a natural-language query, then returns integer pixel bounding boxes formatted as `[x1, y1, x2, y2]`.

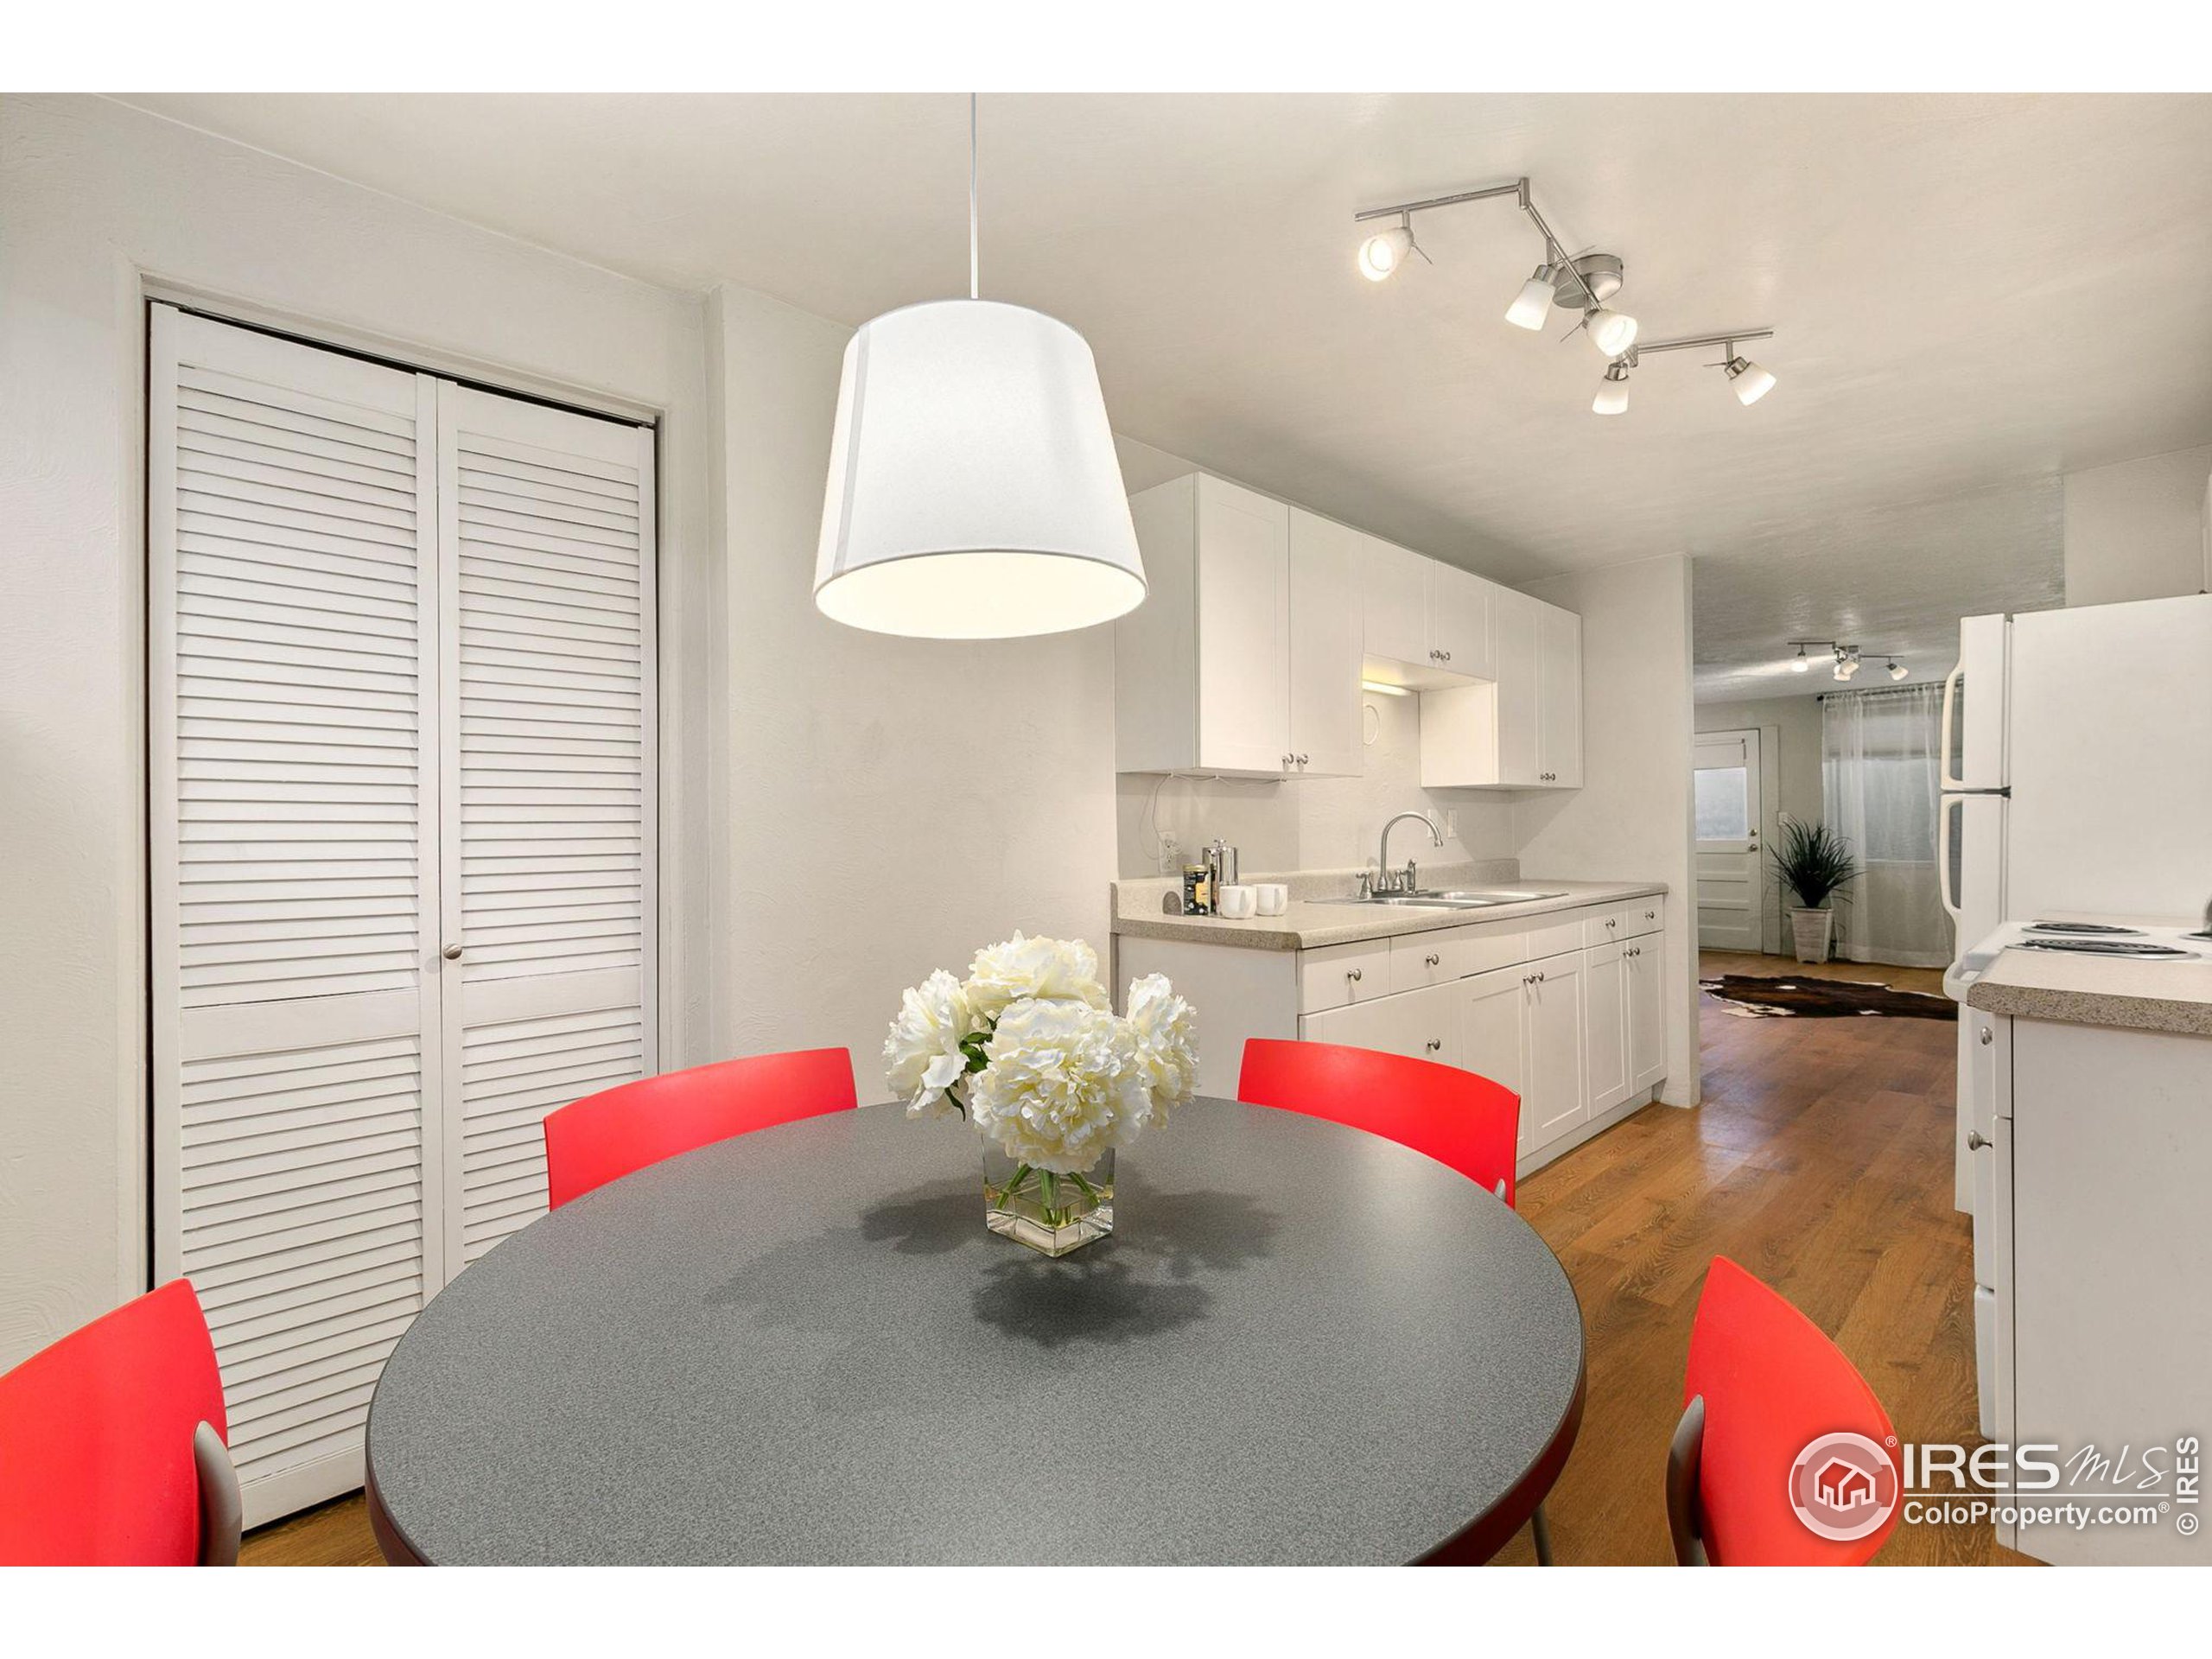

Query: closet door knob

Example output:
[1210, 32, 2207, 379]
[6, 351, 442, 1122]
[442, 943, 463, 962]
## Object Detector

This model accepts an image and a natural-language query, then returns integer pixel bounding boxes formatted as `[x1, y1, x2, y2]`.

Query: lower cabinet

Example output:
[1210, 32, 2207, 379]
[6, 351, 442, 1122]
[1583, 941, 1630, 1118]
[1624, 936, 1667, 1093]
[1521, 950, 1588, 1153]
[1302, 980, 1460, 1067]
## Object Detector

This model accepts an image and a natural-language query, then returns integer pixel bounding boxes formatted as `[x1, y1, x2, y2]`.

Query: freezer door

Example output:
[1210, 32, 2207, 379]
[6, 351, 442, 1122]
[1943, 612, 2010, 793]
[1940, 791, 2007, 959]
[2007, 593, 2212, 921]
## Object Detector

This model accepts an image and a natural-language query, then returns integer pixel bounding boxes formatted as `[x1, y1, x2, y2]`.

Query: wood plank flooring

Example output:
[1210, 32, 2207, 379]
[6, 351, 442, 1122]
[244, 949, 2018, 1567]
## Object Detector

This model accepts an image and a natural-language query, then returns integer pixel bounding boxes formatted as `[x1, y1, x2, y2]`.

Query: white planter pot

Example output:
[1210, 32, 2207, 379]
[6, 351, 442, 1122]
[1789, 907, 1834, 964]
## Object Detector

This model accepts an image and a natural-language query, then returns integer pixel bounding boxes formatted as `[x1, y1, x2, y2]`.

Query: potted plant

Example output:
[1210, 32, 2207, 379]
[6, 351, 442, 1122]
[1769, 817, 1861, 963]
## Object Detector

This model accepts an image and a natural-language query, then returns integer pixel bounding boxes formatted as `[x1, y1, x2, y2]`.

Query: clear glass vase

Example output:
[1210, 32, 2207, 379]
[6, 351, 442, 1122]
[982, 1145, 1114, 1257]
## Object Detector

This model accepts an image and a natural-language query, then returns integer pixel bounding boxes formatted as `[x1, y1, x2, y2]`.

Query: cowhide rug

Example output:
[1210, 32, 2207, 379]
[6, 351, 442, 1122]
[1700, 973, 1956, 1020]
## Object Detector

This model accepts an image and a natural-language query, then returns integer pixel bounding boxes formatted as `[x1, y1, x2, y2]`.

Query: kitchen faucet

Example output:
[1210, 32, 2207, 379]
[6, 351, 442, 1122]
[1371, 811, 1445, 896]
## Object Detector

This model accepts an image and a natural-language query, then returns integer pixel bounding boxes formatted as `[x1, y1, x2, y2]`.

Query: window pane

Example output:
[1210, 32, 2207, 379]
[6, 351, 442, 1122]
[1695, 766, 1750, 839]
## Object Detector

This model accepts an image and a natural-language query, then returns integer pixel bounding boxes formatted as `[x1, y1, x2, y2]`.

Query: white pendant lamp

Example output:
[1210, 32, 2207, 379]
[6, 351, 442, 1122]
[814, 97, 1145, 639]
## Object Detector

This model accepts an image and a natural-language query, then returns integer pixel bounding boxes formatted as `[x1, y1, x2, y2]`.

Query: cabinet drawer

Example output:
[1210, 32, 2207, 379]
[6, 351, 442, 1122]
[1523, 915, 1586, 961]
[1299, 939, 1394, 1014]
[1581, 907, 1630, 948]
[1622, 899, 1662, 938]
[1390, 928, 1470, 993]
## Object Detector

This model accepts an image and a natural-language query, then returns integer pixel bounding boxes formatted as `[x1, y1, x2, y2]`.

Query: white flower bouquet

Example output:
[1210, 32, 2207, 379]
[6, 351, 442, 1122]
[884, 933, 1197, 1255]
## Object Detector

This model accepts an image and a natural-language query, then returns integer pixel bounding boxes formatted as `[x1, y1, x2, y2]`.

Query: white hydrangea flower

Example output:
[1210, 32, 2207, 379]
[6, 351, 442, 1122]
[968, 996, 1151, 1173]
[883, 969, 978, 1119]
[1125, 973, 1198, 1128]
[963, 931, 1108, 1019]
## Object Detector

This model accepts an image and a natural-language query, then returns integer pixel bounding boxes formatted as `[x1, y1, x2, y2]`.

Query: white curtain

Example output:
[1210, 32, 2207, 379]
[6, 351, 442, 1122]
[1821, 685, 1952, 967]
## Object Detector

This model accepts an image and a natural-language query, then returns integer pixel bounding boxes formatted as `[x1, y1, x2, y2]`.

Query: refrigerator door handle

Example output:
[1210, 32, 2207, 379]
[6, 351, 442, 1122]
[1940, 659, 1967, 792]
[1937, 793, 1963, 923]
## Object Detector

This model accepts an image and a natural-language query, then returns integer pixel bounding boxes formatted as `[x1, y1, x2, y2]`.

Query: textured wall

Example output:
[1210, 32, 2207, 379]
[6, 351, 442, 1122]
[2063, 446, 2212, 607]
[0, 97, 712, 1367]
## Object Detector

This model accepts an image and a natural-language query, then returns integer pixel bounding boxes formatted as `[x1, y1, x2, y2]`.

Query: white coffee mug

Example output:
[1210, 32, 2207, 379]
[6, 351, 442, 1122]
[1254, 883, 1289, 916]
[1215, 884, 1256, 919]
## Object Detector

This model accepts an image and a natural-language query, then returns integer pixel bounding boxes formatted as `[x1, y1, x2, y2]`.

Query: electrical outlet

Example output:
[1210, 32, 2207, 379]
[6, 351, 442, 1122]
[1443, 810, 1458, 838]
[1158, 830, 1179, 874]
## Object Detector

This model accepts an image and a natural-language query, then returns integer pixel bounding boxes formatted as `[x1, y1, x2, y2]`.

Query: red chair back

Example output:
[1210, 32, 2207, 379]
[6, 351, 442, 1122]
[543, 1047, 857, 1208]
[1236, 1038, 1521, 1206]
[0, 1280, 228, 1566]
[1681, 1256, 1900, 1566]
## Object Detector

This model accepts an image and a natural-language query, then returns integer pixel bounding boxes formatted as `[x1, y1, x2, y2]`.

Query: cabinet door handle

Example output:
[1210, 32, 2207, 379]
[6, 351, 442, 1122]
[1346, 968, 1363, 983]
[1297, 753, 1309, 766]
[1425, 952, 1441, 968]
[1967, 1131, 1989, 1151]
[441, 943, 463, 961]
[1442, 651, 1451, 662]
[1535, 969, 1547, 983]
[1978, 1026, 1993, 1046]
[1426, 1039, 1442, 1053]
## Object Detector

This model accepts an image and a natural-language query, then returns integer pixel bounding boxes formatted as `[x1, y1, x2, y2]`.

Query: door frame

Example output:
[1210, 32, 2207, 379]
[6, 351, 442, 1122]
[1694, 728, 1767, 954]
[138, 283, 674, 1296]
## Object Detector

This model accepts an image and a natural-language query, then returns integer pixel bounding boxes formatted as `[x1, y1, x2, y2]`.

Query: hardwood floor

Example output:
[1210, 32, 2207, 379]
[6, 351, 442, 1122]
[243, 948, 2018, 1567]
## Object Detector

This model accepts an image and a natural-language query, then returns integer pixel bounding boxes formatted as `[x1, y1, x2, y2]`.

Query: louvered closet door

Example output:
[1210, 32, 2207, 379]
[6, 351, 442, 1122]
[438, 385, 657, 1267]
[150, 306, 443, 1526]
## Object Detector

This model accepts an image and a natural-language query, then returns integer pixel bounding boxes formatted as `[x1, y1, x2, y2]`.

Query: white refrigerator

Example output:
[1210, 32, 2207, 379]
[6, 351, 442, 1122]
[1939, 591, 2212, 1434]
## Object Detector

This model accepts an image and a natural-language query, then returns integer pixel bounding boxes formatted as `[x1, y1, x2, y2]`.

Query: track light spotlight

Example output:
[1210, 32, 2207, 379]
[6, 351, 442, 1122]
[1357, 219, 1416, 283]
[1586, 307, 1639, 358]
[1791, 645, 1811, 673]
[1887, 659, 1909, 682]
[1724, 354, 1777, 406]
[1592, 361, 1630, 416]
[1506, 265, 1557, 330]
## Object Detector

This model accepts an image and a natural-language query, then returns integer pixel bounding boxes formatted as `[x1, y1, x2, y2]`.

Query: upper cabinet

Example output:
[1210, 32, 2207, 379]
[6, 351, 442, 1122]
[1420, 588, 1583, 789]
[1359, 535, 1496, 686]
[1116, 474, 1360, 778]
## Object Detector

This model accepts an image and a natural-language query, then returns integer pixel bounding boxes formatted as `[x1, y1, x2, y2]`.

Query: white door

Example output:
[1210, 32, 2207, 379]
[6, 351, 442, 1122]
[1626, 932, 1667, 1093]
[1522, 950, 1587, 1151]
[1427, 562, 1494, 679]
[1461, 965, 1530, 1152]
[150, 308, 444, 1525]
[1358, 533, 1429, 668]
[1536, 605, 1582, 786]
[1583, 940, 1630, 1116]
[1286, 510, 1363, 778]
[1694, 729, 1764, 951]
[437, 385, 658, 1268]
[1194, 477, 1291, 774]
[1491, 587, 1541, 785]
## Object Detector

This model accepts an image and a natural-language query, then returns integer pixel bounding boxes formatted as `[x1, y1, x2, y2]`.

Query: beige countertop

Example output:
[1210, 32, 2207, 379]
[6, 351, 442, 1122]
[1110, 866, 1667, 952]
[1965, 948, 2212, 1038]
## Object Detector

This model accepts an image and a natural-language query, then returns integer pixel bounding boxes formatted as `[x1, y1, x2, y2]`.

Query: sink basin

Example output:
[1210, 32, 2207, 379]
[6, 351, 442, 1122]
[1312, 887, 1570, 911]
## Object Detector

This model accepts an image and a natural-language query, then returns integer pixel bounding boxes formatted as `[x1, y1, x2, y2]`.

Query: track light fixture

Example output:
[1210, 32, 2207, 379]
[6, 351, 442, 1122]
[1592, 361, 1630, 416]
[1789, 640, 1907, 686]
[1351, 176, 1777, 415]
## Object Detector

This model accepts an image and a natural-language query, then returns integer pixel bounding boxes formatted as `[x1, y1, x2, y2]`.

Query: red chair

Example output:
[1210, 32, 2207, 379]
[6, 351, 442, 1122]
[543, 1047, 858, 1209]
[1236, 1038, 1522, 1206]
[1669, 1256, 1900, 1566]
[0, 1279, 239, 1566]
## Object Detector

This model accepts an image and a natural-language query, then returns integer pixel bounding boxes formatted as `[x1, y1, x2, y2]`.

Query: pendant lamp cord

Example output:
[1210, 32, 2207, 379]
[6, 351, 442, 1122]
[969, 92, 979, 300]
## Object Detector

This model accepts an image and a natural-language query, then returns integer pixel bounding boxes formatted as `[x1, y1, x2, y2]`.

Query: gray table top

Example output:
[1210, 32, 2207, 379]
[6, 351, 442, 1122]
[366, 1096, 1586, 1565]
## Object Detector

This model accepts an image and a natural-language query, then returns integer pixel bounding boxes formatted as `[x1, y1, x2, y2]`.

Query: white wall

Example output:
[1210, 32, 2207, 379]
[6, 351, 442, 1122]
[1109, 436, 1517, 878]
[1515, 556, 1700, 1105]
[0, 96, 714, 1368]
[2063, 445, 2212, 607]
[1697, 694, 1825, 953]
[712, 285, 1118, 1085]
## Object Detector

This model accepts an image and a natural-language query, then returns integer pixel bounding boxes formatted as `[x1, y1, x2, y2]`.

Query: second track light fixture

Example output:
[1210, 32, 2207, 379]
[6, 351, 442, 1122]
[1352, 175, 1778, 416]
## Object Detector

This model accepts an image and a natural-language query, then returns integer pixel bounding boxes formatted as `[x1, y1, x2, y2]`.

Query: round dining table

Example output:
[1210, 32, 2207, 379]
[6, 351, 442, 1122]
[365, 1096, 1585, 1565]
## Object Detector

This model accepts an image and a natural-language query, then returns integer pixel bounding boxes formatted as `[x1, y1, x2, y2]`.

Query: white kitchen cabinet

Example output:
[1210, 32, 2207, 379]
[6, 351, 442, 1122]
[1116, 475, 1360, 779]
[1287, 510, 1363, 778]
[1537, 604, 1584, 787]
[1359, 532, 1431, 670]
[1492, 588, 1541, 785]
[1583, 940, 1630, 1116]
[1522, 950, 1588, 1152]
[1303, 980, 1460, 1068]
[1428, 561, 1496, 680]
[1625, 931, 1668, 1094]
[1460, 963, 1530, 1145]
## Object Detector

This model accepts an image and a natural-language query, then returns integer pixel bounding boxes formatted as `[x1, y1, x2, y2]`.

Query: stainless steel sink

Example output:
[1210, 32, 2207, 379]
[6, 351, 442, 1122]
[1313, 887, 1569, 910]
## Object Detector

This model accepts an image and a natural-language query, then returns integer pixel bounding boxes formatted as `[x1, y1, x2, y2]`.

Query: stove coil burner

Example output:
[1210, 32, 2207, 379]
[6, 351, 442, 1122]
[2015, 938, 2195, 959]
[2024, 921, 2145, 936]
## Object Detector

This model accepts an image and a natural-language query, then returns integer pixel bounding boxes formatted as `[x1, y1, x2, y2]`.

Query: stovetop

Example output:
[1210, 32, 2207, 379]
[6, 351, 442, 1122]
[2026, 920, 2144, 936]
[2015, 938, 2198, 960]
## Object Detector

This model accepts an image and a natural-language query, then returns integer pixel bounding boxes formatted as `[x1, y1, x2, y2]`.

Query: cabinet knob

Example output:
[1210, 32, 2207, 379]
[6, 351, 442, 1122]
[1426, 1039, 1442, 1053]
[1425, 952, 1441, 967]
[1442, 651, 1451, 662]
[1297, 753, 1309, 766]
[1967, 1131, 1989, 1151]
[1978, 1026, 1993, 1046]
[1346, 968, 1363, 983]
[441, 943, 463, 961]
[1645, 909, 1656, 919]
[1606, 918, 1617, 929]
[1535, 969, 1547, 983]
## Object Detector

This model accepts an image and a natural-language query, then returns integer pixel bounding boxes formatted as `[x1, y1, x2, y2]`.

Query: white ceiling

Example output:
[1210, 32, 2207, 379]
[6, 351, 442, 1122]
[118, 92, 2211, 691]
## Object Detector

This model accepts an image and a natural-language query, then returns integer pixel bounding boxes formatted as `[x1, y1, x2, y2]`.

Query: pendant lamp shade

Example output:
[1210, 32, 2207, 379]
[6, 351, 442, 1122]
[814, 299, 1146, 639]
